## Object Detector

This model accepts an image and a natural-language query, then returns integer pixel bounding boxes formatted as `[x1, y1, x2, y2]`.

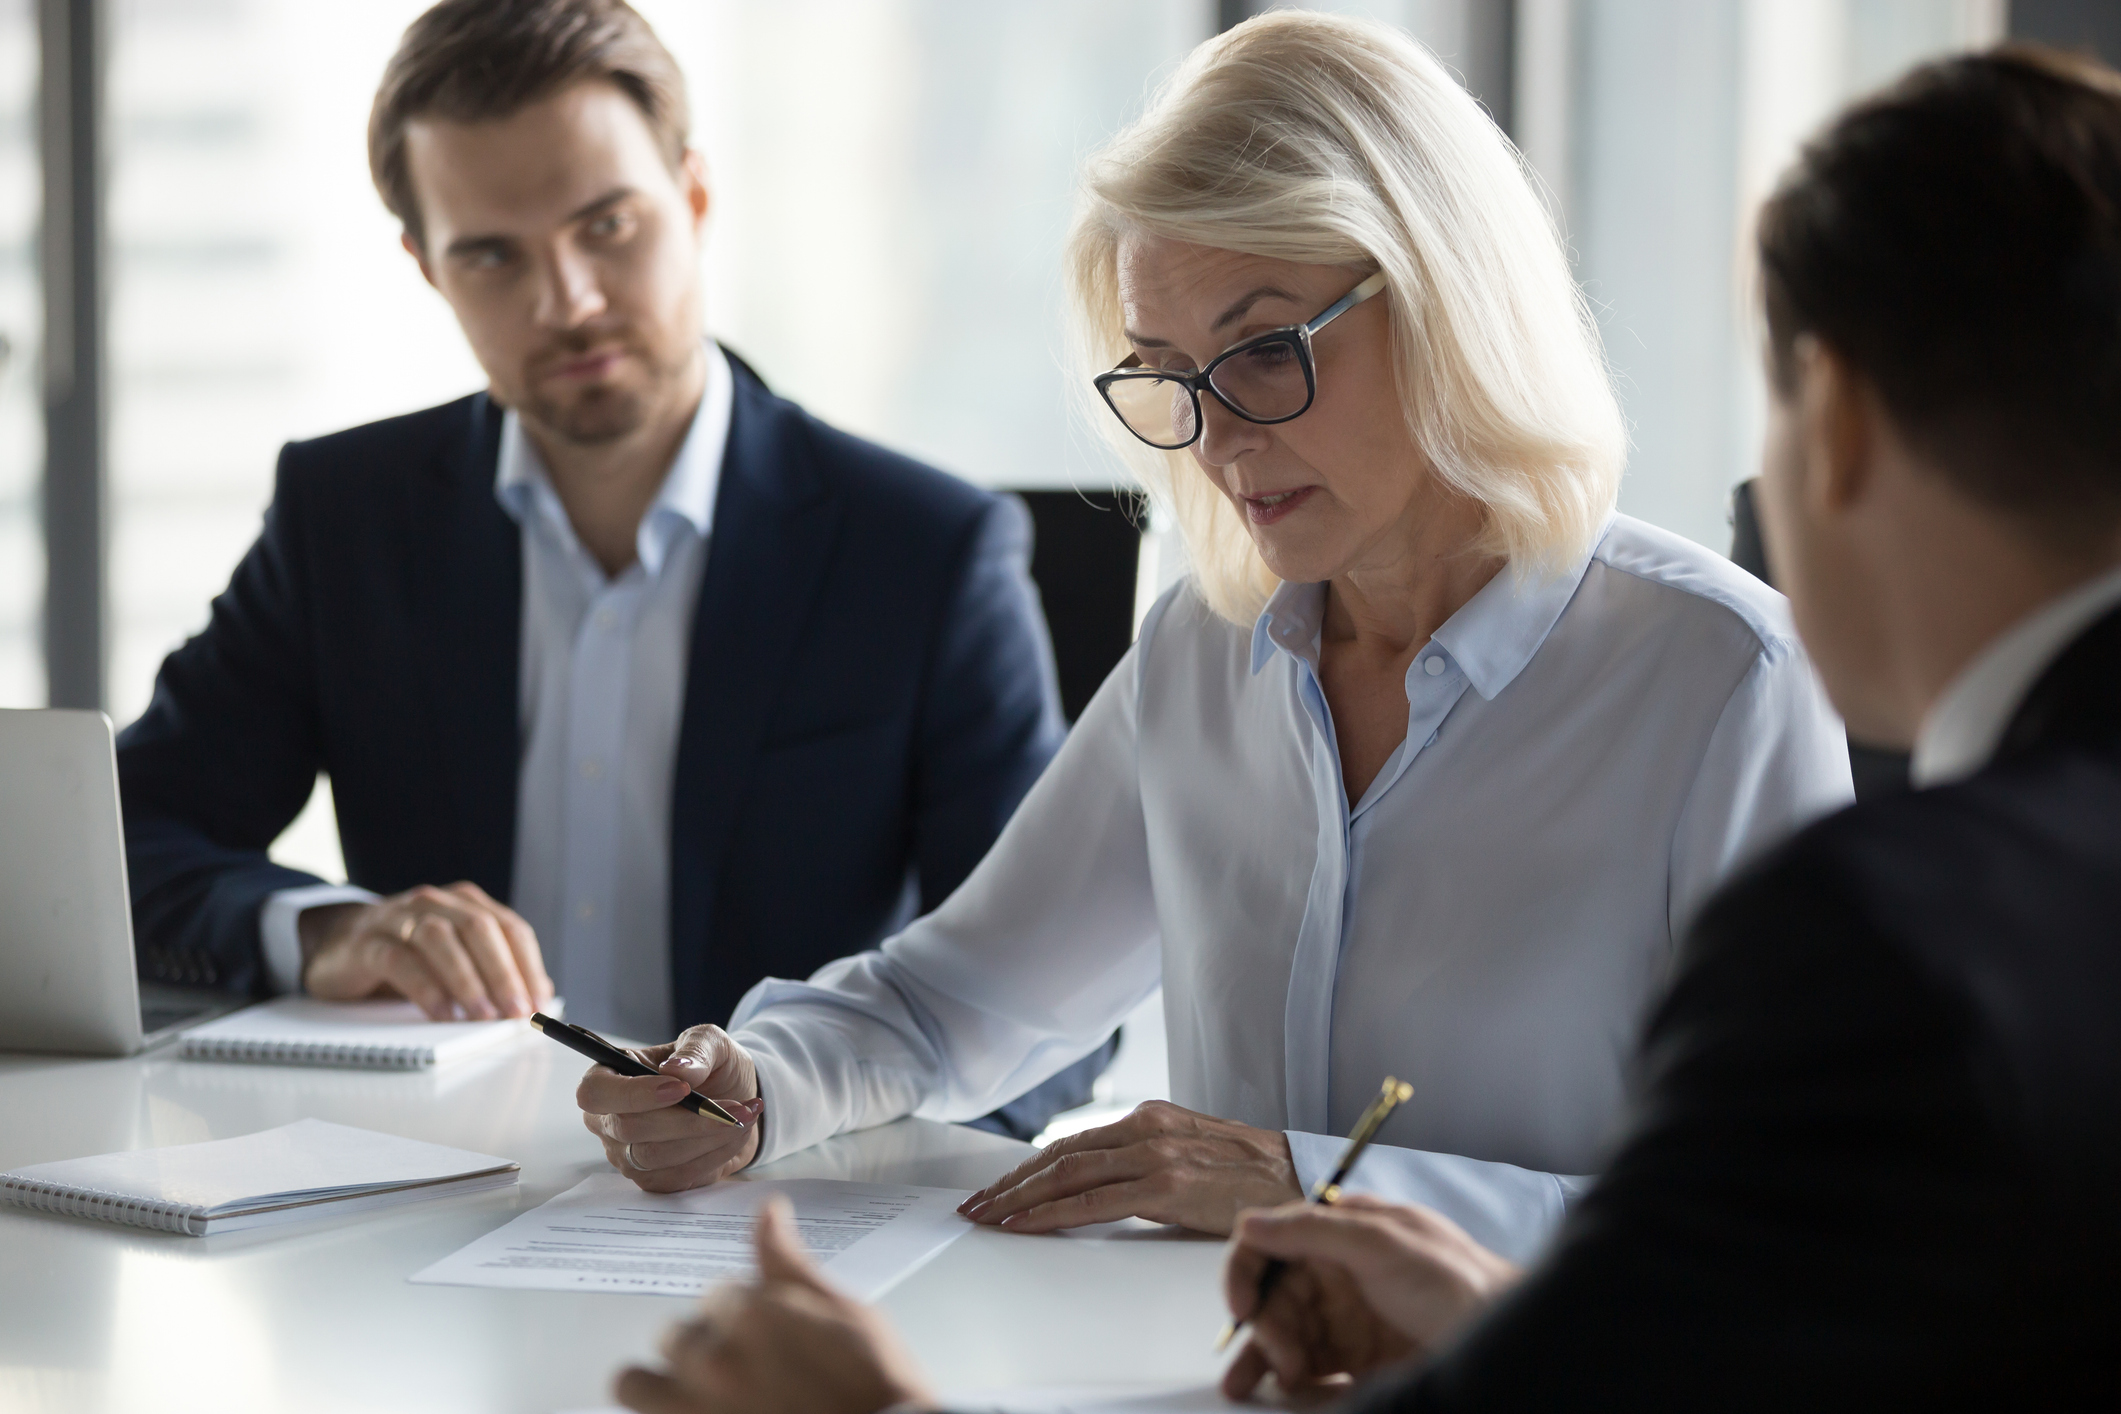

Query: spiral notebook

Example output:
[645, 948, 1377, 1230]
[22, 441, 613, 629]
[179, 997, 553, 1069]
[0, 1119, 518, 1236]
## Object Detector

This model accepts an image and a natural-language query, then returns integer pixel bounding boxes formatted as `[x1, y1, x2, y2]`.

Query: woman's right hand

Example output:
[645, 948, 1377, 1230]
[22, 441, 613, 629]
[1219, 1194, 1521, 1400]
[576, 1024, 766, 1192]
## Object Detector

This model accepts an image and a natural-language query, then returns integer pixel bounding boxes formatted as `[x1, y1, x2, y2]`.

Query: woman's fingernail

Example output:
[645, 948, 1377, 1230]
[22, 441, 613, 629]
[656, 1078, 689, 1101]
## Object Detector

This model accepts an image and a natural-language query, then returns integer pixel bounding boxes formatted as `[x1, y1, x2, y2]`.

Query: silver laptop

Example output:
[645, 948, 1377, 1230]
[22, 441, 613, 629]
[0, 708, 244, 1055]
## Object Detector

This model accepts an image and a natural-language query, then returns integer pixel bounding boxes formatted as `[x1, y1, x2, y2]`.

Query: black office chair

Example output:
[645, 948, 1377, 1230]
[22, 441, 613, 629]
[1730, 479, 1911, 801]
[1017, 489, 1149, 722]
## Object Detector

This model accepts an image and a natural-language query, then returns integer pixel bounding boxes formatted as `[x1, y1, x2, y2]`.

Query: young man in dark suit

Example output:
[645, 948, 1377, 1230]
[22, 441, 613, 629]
[116, 0, 1108, 1138]
[601, 43, 2121, 1414]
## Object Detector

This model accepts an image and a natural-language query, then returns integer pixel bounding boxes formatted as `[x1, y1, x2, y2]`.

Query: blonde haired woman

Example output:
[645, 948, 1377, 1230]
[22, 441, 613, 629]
[574, 11, 1852, 1262]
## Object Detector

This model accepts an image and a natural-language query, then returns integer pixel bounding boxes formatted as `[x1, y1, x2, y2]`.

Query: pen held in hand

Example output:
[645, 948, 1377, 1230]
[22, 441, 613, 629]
[529, 1012, 747, 1126]
[1215, 1076, 1415, 1352]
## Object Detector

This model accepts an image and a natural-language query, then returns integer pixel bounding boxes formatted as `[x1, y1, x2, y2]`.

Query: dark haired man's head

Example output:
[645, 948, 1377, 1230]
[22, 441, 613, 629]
[1759, 45, 2121, 544]
[372, 0, 707, 450]
[1753, 45, 2121, 747]
[370, 0, 689, 255]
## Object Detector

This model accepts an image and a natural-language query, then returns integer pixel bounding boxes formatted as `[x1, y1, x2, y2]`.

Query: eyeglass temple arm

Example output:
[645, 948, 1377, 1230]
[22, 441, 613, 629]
[1305, 271, 1389, 335]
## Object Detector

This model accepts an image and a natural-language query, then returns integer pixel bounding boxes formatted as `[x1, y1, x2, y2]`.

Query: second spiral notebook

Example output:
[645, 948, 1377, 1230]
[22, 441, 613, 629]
[0, 1119, 517, 1236]
[180, 997, 556, 1069]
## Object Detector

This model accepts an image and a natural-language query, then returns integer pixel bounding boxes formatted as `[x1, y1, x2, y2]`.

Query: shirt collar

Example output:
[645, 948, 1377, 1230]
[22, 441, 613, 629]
[1248, 518, 1605, 701]
[1912, 561, 2121, 788]
[494, 342, 734, 579]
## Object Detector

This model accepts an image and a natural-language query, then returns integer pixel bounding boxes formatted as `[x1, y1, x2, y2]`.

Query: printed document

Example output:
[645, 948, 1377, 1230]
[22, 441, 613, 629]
[411, 1173, 972, 1300]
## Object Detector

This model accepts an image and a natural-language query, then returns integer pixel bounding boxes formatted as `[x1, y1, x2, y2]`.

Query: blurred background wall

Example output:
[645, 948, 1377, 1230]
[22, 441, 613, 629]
[4, 0, 2108, 885]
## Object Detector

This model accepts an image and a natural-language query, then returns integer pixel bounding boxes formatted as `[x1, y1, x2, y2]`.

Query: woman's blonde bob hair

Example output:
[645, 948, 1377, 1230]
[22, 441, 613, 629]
[1066, 11, 1625, 625]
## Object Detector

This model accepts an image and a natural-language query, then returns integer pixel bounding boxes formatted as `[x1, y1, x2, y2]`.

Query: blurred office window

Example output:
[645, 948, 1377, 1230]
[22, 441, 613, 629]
[0, 0, 37, 708]
[57, 0, 2009, 872]
[1510, 0, 2003, 551]
[659, 1, 1209, 491]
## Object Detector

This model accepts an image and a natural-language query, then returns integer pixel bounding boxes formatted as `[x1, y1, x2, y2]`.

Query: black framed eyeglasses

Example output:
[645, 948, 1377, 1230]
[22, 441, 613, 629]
[1094, 271, 1388, 451]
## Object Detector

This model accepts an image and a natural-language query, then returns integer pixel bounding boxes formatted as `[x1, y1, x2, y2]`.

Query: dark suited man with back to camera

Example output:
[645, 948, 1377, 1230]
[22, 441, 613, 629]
[116, 0, 1112, 1139]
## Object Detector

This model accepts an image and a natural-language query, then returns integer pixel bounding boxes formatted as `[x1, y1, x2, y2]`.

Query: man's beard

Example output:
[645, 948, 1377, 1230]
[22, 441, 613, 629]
[525, 380, 651, 446]
[520, 335, 687, 447]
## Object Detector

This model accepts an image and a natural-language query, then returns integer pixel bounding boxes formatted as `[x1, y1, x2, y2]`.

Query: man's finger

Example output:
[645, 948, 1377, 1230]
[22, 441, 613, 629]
[400, 914, 498, 1018]
[447, 904, 534, 1017]
[753, 1198, 828, 1289]
[447, 882, 554, 1004]
[1223, 1231, 1273, 1318]
[613, 1366, 697, 1414]
[367, 936, 454, 1018]
[1235, 1203, 1422, 1283]
[1221, 1340, 1274, 1402]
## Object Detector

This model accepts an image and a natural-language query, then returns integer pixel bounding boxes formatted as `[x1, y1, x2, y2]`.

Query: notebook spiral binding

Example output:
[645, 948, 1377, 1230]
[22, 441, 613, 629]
[179, 1037, 434, 1069]
[0, 1176, 208, 1235]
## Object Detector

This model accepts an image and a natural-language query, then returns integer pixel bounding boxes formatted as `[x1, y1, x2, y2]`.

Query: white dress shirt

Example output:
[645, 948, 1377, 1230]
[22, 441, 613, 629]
[260, 348, 734, 1042]
[1912, 562, 2121, 788]
[729, 514, 1854, 1262]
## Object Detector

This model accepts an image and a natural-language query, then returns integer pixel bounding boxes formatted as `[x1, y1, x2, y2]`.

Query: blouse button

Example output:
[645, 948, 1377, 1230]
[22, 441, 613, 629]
[1423, 656, 1445, 676]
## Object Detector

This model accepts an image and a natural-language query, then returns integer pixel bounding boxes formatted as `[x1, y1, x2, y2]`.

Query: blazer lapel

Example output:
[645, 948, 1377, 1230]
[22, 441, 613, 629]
[668, 362, 843, 1022]
[406, 392, 521, 901]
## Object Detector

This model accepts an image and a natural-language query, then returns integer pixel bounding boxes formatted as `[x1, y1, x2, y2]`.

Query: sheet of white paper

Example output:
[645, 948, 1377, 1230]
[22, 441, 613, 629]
[411, 1173, 973, 1301]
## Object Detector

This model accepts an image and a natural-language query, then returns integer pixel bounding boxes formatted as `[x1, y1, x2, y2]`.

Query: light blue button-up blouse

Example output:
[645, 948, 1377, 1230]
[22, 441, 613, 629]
[731, 515, 1854, 1260]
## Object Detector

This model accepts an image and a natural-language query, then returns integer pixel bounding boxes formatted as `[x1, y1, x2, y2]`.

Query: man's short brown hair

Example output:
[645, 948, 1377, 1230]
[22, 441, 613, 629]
[369, 0, 690, 252]
[1758, 44, 2121, 543]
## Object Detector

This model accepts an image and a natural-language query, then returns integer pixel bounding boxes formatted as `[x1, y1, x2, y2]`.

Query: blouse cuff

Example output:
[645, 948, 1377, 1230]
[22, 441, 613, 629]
[1284, 1130, 1589, 1265]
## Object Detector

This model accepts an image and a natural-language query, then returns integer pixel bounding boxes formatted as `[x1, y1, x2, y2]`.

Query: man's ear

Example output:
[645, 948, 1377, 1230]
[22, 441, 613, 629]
[682, 149, 711, 231]
[401, 230, 438, 290]
[1793, 336, 1875, 517]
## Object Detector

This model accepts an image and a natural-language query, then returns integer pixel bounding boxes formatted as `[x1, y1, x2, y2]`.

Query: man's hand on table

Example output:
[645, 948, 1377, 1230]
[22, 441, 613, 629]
[617, 1197, 934, 1414]
[958, 1100, 1303, 1235]
[300, 881, 553, 1020]
[1220, 1194, 1521, 1400]
[578, 1023, 766, 1192]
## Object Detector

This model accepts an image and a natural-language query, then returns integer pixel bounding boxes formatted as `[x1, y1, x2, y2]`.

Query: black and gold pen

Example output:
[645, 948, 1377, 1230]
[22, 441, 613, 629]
[1216, 1076, 1416, 1351]
[529, 1012, 744, 1126]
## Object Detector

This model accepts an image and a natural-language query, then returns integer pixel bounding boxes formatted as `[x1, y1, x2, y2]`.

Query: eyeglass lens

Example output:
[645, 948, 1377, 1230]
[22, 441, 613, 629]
[1103, 335, 1312, 448]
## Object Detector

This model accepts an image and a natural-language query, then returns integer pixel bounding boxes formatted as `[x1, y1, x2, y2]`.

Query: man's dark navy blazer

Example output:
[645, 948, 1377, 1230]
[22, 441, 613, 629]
[117, 355, 1103, 1132]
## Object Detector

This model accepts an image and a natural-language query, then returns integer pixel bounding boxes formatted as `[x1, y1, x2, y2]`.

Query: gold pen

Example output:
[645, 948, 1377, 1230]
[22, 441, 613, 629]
[1215, 1076, 1415, 1351]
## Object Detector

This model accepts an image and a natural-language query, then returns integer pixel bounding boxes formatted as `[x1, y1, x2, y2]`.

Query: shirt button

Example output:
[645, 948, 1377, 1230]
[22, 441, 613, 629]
[579, 758, 603, 780]
[1423, 656, 1445, 676]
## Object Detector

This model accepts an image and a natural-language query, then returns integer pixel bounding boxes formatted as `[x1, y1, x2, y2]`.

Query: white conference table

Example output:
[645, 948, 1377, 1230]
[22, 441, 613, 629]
[0, 1033, 1231, 1414]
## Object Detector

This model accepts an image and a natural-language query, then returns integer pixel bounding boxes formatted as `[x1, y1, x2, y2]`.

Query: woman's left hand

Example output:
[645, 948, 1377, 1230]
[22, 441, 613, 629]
[957, 1100, 1303, 1235]
[614, 1198, 934, 1414]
